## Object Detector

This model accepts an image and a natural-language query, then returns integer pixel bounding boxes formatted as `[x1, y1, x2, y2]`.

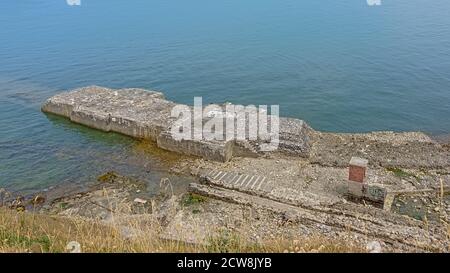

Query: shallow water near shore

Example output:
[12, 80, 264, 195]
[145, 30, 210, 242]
[0, 89, 196, 194]
[1, 0, 450, 192]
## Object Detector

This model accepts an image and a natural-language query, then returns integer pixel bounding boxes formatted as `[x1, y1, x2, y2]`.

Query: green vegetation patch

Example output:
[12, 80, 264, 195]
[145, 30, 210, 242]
[59, 202, 69, 210]
[386, 167, 418, 179]
[97, 171, 119, 183]
[97, 171, 146, 191]
[0, 227, 51, 252]
[207, 229, 243, 253]
[181, 193, 208, 207]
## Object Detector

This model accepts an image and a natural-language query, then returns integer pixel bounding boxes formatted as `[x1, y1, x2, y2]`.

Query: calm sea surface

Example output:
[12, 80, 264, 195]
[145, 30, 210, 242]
[1, 0, 450, 191]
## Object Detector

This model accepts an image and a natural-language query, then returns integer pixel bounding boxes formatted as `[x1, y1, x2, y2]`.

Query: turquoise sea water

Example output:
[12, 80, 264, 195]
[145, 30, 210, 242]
[1, 0, 450, 191]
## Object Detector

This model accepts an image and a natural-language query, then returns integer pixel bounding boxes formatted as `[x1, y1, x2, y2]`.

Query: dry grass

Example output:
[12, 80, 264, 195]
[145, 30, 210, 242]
[0, 207, 365, 253]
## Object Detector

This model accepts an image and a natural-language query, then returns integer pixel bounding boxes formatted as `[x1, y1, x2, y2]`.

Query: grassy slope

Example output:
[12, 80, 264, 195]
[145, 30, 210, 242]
[0, 208, 364, 253]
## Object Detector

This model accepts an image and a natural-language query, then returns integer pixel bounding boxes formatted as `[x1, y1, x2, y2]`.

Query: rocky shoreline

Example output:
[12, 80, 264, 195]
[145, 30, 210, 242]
[2, 159, 448, 252]
[1, 145, 449, 252]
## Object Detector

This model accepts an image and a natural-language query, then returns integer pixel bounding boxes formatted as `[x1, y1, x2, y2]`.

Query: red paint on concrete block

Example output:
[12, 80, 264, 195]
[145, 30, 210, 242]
[348, 157, 368, 183]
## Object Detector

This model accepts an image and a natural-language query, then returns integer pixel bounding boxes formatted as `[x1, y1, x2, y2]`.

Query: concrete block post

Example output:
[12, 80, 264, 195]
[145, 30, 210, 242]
[349, 157, 368, 183]
[347, 157, 368, 198]
[346, 157, 387, 203]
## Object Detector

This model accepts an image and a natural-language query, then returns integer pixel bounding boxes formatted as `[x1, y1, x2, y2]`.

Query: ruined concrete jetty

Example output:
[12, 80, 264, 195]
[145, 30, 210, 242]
[42, 86, 450, 167]
[42, 86, 311, 162]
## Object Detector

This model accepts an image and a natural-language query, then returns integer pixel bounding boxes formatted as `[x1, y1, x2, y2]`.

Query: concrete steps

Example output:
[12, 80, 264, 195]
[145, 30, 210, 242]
[199, 169, 337, 207]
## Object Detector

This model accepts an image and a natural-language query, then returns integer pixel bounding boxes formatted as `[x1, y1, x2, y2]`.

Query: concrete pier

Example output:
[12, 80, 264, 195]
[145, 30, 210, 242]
[42, 86, 312, 162]
[42, 86, 173, 140]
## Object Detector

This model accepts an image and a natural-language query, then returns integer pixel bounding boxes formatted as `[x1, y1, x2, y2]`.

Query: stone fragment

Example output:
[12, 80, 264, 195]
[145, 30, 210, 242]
[134, 198, 147, 204]
[366, 241, 382, 253]
[364, 183, 387, 203]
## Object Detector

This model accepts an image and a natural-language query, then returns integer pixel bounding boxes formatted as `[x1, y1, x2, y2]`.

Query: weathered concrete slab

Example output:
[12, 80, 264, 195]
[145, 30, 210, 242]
[157, 131, 234, 162]
[42, 86, 315, 162]
[42, 86, 174, 140]
[277, 117, 312, 157]
[42, 86, 236, 160]
[42, 86, 164, 117]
